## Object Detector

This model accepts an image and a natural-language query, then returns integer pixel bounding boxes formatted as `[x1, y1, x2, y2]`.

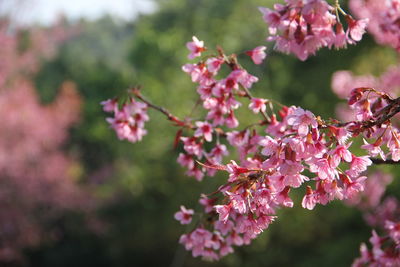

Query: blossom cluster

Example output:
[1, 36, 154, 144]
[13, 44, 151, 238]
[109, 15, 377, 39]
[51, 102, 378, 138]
[346, 171, 393, 210]
[102, 98, 149, 143]
[177, 38, 266, 181]
[332, 74, 400, 163]
[259, 0, 368, 60]
[352, 198, 400, 266]
[350, 0, 400, 51]
[103, 3, 400, 263]
[114, 36, 400, 261]
[173, 37, 393, 257]
[332, 66, 400, 101]
[351, 89, 400, 161]
[172, 35, 400, 260]
[176, 100, 379, 259]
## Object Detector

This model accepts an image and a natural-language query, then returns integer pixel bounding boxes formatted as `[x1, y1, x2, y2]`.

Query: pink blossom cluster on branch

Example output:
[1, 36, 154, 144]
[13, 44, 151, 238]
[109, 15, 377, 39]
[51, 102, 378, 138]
[102, 98, 149, 143]
[332, 67, 400, 164]
[259, 0, 368, 60]
[352, 196, 400, 266]
[103, 35, 400, 261]
[350, 0, 400, 51]
[102, 0, 400, 263]
[342, 169, 400, 266]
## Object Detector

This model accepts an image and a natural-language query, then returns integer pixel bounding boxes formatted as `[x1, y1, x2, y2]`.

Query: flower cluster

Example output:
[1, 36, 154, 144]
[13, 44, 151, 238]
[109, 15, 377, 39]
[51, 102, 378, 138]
[353, 198, 400, 266]
[104, 5, 400, 263]
[346, 171, 393, 210]
[260, 0, 368, 60]
[102, 98, 149, 143]
[332, 67, 400, 162]
[350, 0, 400, 51]
[177, 99, 381, 259]
[343, 87, 400, 162]
[332, 66, 400, 100]
[177, 37, 266, 181]
[164, 37, 400, 261]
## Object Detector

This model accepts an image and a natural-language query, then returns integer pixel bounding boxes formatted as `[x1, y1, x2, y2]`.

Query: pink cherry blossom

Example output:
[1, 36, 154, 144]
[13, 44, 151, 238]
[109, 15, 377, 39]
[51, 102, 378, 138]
[186, 36, 205, 59]
[208, 144, 229, 163]
[348, 155, 372, 177]
[346, 16, 369, 42]
[287, 107, 318, 136]
[100, 98, 118, 112]
[350, 0, 400, 51]
[199, 194, 217, 213]
[177, 153, 195, 169]
[249, 98, 268, 114]
[226, 160, 249, 182]
[302, 186, 317, 210]
[361, 138, 386, 160]
[180, 137, 204, 158]
[246, 46, 267, 64]
[194, 121, 213, 142]
[206, 57, 224, 73]
[174, 205, 194, 225]
[215, 204, 232, 223]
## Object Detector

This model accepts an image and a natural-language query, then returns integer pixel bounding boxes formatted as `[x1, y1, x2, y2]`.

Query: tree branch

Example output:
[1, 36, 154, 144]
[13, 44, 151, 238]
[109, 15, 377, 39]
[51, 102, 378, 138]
[131, 87, 194, 129]
[371, 158, 400, 165]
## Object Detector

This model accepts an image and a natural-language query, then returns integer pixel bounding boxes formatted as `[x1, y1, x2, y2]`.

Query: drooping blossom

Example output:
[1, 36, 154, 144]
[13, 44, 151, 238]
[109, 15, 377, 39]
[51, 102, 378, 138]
[186, 36, 205, 59]
[249, 98, 268, 114]
[194, 121, 213, 142]
[103, 98, 149, 143]
[245, 46, 267, 64]
[350, 0, 400, 51]
[174, 206, 194, 225]
[260, 0, 368, 60]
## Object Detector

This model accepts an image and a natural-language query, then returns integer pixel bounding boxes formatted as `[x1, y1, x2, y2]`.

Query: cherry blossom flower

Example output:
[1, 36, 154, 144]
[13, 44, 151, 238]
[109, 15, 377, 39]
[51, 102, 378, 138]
[177, 153, 195, 169]
[194, 121, 213, 142]
[249, 98, 268, 114]
[174, 205, 195, 225]
[206, 57, 224, 73]
[350, 0, 400, 51]
[302, 186, 317, 210]
[287, 107, 318, 136]
[246, 46, 267, 64]
[100, 98, 117, 112]
[346, 16, 369, 42]
[215, 205, 232, 223]
[186, 36, 205, 59]
[226, 160, 249, 182]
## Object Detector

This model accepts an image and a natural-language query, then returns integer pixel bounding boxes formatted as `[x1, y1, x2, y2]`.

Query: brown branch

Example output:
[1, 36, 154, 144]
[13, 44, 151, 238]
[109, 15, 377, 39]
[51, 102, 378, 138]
[371, 158, 400, 165]
[330, 97, 400, 131]
[361, 97, 400, 130]
[130, 87, 269, 141]
[131, 87, 194, 129]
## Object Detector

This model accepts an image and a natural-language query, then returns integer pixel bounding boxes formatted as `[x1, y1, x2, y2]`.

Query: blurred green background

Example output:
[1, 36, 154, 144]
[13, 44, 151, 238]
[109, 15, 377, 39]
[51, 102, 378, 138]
[6, 0, 400, 266]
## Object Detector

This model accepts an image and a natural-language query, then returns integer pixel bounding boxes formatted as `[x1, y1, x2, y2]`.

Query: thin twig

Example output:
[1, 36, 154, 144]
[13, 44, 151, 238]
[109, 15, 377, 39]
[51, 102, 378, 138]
[371, 158, 400, 165]
[131, 87, 194, 129]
